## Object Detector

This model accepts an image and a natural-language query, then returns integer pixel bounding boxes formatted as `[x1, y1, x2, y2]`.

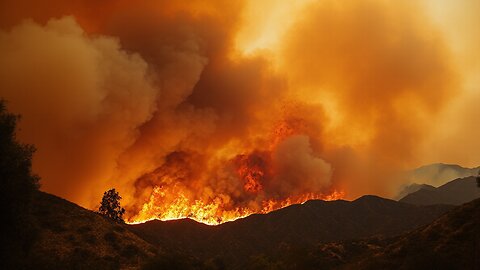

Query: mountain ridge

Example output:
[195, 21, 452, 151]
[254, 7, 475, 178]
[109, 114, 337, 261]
[130, 195, 453, 268]
[399, 176, 480, 205]
[407, 163, 479, 187]
[15, 188, 476, 269]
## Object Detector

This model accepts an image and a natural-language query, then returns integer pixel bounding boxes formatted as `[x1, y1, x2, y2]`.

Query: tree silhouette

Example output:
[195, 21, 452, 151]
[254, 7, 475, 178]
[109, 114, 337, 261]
[0, 99, 40, 267]
[0, 100, 40, 217]
[98, 188, 125, 223]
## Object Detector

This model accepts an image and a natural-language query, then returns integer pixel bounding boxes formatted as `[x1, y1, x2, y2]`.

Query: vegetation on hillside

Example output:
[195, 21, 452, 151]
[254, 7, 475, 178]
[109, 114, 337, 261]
[28, 191, 157, 269]
[99, 188, 126, 223]
[354, 198, 480, 270]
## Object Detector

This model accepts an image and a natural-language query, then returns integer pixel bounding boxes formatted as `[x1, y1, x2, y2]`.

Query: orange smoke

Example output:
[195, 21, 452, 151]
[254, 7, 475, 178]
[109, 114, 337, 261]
[0, 0, 478, 224]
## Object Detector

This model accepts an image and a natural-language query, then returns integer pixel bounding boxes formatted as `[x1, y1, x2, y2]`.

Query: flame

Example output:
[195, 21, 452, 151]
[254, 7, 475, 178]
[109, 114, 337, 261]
[127, 119, 340, 225]
[128, 187, 344, 225]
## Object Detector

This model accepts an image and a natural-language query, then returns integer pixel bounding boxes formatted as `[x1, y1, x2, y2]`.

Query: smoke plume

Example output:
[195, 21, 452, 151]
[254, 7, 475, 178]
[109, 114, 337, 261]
[0, 0, 477, 223]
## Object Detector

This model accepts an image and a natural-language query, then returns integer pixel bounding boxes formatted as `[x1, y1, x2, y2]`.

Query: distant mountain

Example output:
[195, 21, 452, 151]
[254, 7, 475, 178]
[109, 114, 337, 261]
[407, 163, 479, 187]
[23, 191, 158, 269]
[130, 196, 452, 268]
[399, 176, 480, 206]
[395, 183, 436, 200]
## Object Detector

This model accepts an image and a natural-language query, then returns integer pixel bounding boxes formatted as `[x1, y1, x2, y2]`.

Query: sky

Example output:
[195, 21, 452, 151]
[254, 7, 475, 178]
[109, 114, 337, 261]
[0, 0, 478, 223]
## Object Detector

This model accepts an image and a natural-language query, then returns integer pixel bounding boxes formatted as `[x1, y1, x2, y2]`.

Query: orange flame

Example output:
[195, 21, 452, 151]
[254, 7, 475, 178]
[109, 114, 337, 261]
[127, 119, 341, 226]
[128, 187, 344, 225]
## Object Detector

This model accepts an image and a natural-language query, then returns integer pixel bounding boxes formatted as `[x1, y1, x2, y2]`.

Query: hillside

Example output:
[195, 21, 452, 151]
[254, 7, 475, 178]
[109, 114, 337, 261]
[250, 198, 480, 270]
[400, 176, 480, 206]
[355, 198, 480, 269]
[24, 191, 158, 269]
[7, 189, 474, 270]
[5, 190, 474, 270]
[395, 183, 436, 200]
[130, 195, 452, 268]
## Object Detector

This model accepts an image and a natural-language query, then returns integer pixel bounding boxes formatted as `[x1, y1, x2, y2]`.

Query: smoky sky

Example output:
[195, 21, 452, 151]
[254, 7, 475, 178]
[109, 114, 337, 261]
[0, 0, 478, 219]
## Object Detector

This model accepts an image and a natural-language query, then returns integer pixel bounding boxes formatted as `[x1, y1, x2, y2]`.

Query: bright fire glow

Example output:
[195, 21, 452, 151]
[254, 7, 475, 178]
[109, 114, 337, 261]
[127, 118, 339, 225]
[128, 188, 344, 225]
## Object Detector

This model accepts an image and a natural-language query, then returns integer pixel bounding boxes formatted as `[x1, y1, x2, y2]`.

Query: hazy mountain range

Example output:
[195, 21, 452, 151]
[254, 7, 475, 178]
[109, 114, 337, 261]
[405, 163, 479, 187]
[395, 163, 479, 200]
[399, 176, 480, 206]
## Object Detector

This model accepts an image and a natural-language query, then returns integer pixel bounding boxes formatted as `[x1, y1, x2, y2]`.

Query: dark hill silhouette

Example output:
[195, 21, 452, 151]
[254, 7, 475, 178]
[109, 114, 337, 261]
[399, 176, 480, 205]
[395, 183, 436, 200]
[254, 198, 480, 270]
[24, 191, 158, 269]
[10, 190, 474, 270]
[130, 195, 452, 268]
[355, 198, 480, 270]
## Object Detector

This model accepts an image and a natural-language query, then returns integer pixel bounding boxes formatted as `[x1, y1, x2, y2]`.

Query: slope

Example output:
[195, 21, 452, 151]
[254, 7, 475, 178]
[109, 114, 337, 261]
[400, 176, 480, 206]
[24, 191, 157, 269]
[130, 195, 452, 268]
[355, 198, 480, 270]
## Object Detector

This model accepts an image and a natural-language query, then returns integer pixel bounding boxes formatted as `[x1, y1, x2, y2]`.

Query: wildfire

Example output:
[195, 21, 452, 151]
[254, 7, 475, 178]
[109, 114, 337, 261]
[128, 186, 344, 225]
[234, 153, 268, 193]
[127, 119, 340, 225]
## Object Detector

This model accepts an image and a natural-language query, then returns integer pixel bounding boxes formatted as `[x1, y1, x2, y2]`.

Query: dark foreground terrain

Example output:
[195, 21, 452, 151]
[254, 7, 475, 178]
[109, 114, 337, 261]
[19, 192, 157, 269]
[353, 197, 480, 269]
[130, 195, 452, 268]
[8, 189, 480, 269]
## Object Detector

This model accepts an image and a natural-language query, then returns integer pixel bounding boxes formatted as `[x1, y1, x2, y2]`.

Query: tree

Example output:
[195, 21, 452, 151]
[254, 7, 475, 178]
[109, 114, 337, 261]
[98, 188, 125, 222]
[0, 100, 40, 217]
[0, 99, 40, 267]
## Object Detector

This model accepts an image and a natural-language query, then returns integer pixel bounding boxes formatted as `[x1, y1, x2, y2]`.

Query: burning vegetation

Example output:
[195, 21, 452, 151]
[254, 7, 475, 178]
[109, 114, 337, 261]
[129, 132, 340, 225]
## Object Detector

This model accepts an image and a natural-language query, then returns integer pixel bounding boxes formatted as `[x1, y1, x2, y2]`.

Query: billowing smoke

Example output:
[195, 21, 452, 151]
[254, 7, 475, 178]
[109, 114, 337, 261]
[0, 17, 157, 203]
[0, 0, 477, 223]
[272, 135, 332, 197]
[279, 0, 458, 197]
